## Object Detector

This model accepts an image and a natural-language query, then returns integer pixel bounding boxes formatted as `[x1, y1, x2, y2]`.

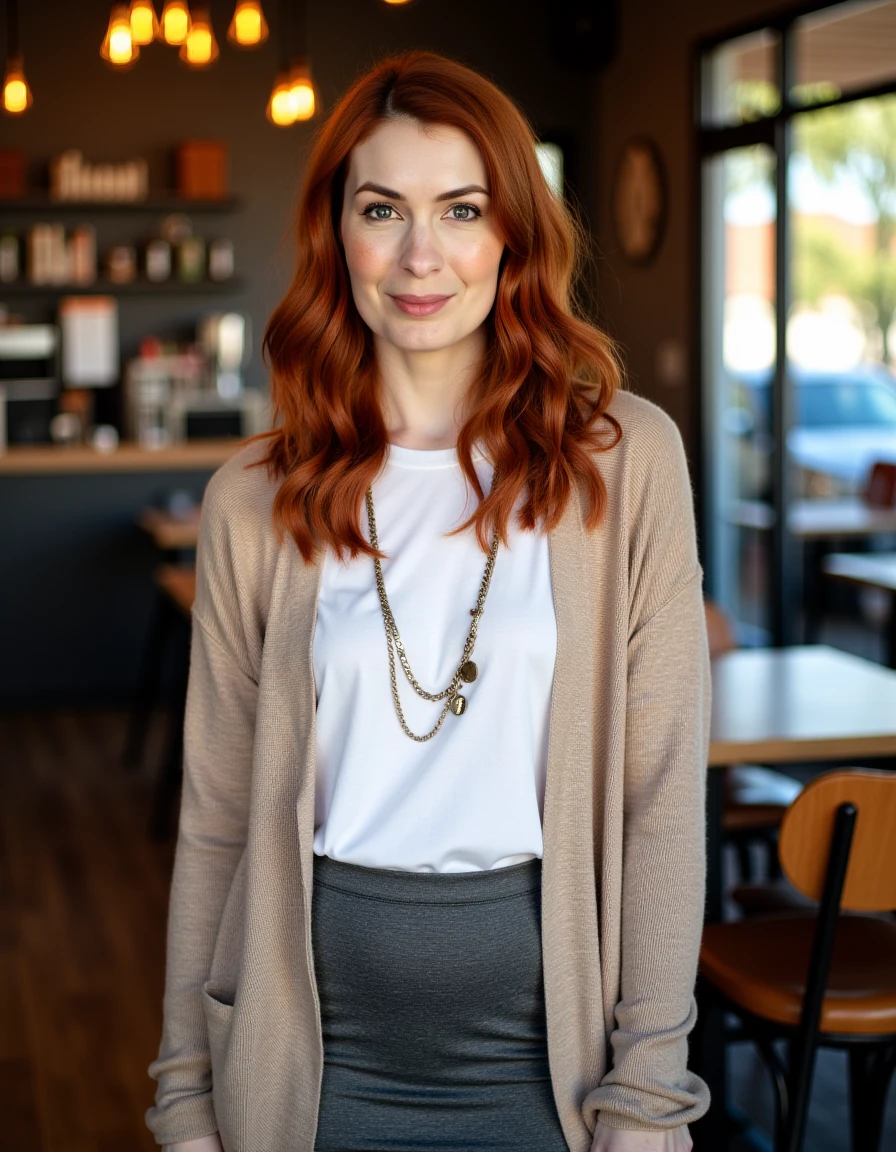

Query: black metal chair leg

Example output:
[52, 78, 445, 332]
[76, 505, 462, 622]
[123, 588, 174, 770]
[849, 1045, 894, 1152]
[735, 837, 754, 883]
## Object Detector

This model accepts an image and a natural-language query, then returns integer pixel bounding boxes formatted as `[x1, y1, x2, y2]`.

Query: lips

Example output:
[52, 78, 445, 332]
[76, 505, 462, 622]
[388, 293, 452, 317]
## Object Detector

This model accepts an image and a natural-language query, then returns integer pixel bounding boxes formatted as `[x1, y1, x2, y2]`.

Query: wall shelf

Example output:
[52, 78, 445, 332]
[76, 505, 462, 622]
[0, 195, 243, 214]
[0, 277, 245, 297]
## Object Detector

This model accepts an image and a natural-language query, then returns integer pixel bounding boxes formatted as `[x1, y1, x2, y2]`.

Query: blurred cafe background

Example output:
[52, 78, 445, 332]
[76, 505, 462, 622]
[2, 1, 896, 1150]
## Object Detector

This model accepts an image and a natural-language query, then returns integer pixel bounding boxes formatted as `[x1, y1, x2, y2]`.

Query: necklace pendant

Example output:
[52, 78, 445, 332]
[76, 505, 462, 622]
[460, 660, 478, 683]
[449, 694, 467, 716]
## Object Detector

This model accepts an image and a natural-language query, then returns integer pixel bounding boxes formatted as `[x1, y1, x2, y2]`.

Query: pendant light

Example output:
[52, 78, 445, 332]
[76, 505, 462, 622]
[129, 0, 160, 45]
[266, 0, 316, 126]
[2, 0, 32, 114]
[287, 0, 317, 122]
[180, 3, 219, 66]
[101, 4, 140, 67]
[160, 0, 191, 45]
[288, 57, 315, 121]
[381, 0, 415, 5]
[227, 1, 268, 46]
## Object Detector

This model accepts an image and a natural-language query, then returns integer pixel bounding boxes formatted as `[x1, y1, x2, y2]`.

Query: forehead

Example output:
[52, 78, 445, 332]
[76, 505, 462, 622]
[345, 119, 489, 195]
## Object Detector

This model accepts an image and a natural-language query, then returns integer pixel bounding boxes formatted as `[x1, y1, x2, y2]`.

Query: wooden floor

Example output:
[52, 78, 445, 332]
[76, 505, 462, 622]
[1, 705, 893, 1151]
[0, 709, 174, 1151]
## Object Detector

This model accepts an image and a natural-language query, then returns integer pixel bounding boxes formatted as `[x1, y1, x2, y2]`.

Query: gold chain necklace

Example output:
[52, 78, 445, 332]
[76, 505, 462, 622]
[364, 485, 500, 742]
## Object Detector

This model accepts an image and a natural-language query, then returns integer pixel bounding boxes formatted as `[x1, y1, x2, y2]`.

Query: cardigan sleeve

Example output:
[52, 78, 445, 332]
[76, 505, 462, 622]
[145, 472, 258, 1146]
[582, 404, 712, 1131]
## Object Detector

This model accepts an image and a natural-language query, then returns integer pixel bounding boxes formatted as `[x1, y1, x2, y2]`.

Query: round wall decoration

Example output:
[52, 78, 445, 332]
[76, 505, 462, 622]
[611, 136, 667, 266]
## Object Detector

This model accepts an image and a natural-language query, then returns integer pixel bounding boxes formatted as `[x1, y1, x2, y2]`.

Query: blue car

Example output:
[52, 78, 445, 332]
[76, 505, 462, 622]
[728, 364, 896, 497]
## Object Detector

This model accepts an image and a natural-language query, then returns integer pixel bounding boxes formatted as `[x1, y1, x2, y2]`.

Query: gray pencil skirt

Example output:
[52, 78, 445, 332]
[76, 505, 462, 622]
[310, 852, 570, 1152]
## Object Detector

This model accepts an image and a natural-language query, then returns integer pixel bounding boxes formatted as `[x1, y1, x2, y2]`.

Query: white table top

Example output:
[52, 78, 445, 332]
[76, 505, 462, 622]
[709, 644, 896, 766]
[823, 552, 896, 593]
[788, 499, 896, 539]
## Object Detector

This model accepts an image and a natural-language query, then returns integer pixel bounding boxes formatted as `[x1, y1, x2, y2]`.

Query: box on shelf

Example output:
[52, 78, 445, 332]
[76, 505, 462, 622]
[175, 140, 229, 199]
[0, 149, 27, 199]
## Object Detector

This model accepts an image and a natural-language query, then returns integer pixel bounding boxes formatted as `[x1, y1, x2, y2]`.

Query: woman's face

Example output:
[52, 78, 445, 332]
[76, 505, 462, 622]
[340, 118, 505, 355]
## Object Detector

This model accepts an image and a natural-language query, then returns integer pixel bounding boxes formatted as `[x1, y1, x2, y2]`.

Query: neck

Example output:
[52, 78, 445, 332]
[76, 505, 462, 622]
[375, 328, 485, 450]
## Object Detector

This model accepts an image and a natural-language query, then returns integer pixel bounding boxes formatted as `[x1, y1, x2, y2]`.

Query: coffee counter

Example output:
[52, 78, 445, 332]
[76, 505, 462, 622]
[0, 438, 244, 474]
[1, 438, 251, 707]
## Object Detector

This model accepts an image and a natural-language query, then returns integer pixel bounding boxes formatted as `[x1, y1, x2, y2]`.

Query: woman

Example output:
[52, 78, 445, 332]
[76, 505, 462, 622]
[147, 50, 711, 1152]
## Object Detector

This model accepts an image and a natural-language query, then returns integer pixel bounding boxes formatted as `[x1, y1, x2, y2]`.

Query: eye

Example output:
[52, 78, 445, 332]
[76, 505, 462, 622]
[360, 202, 400, 221]
[445, 203, 482, 221]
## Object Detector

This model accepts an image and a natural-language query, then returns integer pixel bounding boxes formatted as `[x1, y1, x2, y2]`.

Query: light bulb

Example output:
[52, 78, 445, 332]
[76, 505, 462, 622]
[101, 5, 140, 66]
[179, 4, 219, 66]
[381, 0, 414, 5]
[160, 0, 191, 45]
[227, 1, 268, 46]
[1, 55, 32, 115]
[129, 0, 160, 45]
[288, 60, 316, 121]
[266, 72, 294, 126]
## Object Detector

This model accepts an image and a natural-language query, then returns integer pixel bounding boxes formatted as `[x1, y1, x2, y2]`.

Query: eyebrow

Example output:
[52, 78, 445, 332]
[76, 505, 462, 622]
[353, 181, 490, 201]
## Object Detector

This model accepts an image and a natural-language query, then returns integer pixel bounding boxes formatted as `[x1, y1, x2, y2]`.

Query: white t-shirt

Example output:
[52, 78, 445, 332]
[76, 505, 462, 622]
[311, 442, 557, 873]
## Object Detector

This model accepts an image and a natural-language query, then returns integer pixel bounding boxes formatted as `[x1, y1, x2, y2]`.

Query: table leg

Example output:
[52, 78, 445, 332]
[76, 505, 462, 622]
[887, 596, 896, 670]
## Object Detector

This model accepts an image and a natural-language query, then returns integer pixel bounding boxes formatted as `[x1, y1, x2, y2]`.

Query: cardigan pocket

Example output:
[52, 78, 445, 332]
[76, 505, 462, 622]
[201, 982, 238, 1149]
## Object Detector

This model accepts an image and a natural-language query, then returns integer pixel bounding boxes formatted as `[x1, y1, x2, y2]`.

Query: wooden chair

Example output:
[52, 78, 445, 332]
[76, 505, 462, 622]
[705, 600, 803, 884]
[698, 768, 896, 1152]
[862, 460, 896, 508]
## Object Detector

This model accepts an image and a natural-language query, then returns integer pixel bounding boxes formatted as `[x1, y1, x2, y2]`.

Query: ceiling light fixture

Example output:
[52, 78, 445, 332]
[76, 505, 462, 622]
[1, 0, 32, 115]
[129, 0, 160, 45]
[266, 0, 316, 126]
[160, 0, 191, 45]
[179, 2, 219, 66]
[101, 4, 140, 67]
[227, 1, 268, 46]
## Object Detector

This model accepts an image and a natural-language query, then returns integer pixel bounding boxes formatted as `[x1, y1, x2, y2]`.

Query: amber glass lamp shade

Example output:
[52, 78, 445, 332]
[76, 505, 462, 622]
[288, 59, 316, 121]
[179, 4, 219, 66]
[381, 0, 415, 5]
[129, 0, 160, 44]
[100, 5, 140, 66]
[160, 0, 191, 45]
[2, 54, 32, 115]
[266, 71, 294, 126]
[227, 1, 268, 46]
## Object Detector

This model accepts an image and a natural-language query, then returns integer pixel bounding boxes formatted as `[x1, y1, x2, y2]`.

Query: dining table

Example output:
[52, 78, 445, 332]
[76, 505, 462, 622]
[823, 551, 896, 668]
[693, 643, 896, 1150]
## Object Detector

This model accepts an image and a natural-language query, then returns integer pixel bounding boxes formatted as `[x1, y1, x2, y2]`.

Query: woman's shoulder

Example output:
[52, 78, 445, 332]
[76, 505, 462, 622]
[204, 434, 282, 512]
[603, 387, 687, 459]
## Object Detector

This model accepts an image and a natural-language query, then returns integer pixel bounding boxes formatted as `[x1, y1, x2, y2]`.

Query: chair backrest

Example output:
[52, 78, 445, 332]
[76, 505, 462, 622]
[862, 460, 896, 508]
[779, 768, 896, 911]
[704, 599, 737, 659]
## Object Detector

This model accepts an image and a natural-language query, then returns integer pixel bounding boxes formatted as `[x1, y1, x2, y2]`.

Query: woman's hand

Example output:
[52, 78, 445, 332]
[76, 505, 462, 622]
[162, 1136, 224, 1152]
[590, 1120, 692, 1151]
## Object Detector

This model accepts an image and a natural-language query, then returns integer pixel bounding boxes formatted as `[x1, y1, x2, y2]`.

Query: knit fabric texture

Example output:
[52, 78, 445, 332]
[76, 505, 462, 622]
[145, 388, 712, 1151]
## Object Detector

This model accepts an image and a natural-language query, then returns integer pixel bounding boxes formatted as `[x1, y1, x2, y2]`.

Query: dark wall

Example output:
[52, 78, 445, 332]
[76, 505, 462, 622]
[1, 0, 602, 707]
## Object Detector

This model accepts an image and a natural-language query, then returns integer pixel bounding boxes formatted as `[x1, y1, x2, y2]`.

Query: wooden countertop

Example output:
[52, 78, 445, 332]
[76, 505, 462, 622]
[0, 438, 246, 474]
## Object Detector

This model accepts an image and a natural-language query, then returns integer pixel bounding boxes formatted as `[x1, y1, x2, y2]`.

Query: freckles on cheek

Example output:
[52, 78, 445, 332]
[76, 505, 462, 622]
[343, 230, 389, 281]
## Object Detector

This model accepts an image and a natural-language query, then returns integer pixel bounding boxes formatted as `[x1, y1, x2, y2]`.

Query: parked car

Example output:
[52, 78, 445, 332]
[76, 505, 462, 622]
[727, 364, 896, 498]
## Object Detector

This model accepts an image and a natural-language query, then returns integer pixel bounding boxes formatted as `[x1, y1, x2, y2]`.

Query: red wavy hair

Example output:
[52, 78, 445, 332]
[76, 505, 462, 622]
[246, 49, 623, 562]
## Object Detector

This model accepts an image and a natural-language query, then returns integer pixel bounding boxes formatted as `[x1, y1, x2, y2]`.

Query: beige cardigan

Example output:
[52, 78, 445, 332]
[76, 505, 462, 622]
[146, 388, 712, 1151]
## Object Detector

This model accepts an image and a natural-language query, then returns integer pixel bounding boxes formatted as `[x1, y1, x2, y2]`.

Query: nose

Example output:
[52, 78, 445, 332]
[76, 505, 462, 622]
[399, 220, 444, 279]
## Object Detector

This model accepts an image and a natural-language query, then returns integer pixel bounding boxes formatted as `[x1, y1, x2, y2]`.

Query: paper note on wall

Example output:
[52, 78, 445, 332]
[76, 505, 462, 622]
[59, 296, 119, 387]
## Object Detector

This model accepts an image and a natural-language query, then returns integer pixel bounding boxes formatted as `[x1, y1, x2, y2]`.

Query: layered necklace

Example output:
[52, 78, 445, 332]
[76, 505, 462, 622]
[364, 483, 500, 742]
